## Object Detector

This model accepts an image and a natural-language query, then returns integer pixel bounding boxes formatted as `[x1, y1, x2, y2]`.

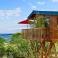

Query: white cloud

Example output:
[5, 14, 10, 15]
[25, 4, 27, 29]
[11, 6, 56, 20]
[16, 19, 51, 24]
[31, 6, 37, 10]
[28, 3, 38, 10]
[0, 7, 21, 17]
[37, 1, 45, 5]
[51, 0, 58, 2]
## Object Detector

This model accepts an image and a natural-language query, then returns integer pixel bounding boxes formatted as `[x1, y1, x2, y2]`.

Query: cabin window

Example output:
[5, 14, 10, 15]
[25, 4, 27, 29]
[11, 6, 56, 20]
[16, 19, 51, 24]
[57, 18, 58, 25]
[45, 18, 50, 27]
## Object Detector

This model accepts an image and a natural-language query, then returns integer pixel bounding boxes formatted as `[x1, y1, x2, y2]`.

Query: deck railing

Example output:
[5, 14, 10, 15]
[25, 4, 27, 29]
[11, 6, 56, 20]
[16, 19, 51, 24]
[22, 28, 49, 40]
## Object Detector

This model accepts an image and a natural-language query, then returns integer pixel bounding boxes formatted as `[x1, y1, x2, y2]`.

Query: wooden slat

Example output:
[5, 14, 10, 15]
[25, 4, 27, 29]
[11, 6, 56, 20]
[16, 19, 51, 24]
[22, 28, 48, 40]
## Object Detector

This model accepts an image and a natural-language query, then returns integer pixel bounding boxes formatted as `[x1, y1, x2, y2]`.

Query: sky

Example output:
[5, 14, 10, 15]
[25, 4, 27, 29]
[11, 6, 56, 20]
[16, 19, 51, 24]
[0, 0, 58, 33]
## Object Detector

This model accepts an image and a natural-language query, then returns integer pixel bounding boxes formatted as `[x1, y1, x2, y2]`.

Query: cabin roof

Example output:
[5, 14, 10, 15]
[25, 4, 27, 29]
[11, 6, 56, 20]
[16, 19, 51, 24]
[28, 10, 58, 18]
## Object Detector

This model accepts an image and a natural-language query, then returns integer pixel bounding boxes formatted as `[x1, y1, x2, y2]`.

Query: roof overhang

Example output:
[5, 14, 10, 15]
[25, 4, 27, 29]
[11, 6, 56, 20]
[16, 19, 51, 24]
[28, 10, 58, 19]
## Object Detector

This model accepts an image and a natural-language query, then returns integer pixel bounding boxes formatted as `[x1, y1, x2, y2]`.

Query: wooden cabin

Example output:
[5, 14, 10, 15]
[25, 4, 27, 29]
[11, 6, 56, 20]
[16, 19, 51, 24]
[19, 10, 58, 41]
[18, 11, 58, 58]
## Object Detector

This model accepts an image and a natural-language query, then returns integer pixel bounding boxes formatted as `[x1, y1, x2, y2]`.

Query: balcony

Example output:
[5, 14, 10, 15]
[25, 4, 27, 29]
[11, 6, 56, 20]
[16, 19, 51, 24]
[22, 28, 49, 40]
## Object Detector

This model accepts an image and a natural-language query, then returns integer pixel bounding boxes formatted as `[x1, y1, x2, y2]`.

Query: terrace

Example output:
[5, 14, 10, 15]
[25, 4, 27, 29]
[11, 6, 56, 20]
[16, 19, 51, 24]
[22, 28, 49, 40]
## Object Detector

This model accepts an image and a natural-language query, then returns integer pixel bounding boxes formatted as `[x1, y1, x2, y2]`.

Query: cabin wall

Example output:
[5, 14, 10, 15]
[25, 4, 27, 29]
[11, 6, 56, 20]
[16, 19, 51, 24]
[49, 16, 58, 40]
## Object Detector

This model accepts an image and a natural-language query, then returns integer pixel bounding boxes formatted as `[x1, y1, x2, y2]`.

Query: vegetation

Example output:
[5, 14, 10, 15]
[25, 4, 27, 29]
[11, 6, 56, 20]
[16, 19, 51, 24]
[0, 33, 58, 58]
[0, 17, 57, 58]
[32, 17, 46, 28]
[0, 33, 35, 58]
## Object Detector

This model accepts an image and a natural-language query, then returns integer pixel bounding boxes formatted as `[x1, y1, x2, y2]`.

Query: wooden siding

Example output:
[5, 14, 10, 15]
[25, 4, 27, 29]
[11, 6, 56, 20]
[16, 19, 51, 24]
[22, 28, 49, 40]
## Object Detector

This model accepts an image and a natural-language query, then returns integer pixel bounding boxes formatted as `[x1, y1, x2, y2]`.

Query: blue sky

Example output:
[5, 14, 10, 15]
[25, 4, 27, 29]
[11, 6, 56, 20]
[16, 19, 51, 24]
[0, 0, 58, 33]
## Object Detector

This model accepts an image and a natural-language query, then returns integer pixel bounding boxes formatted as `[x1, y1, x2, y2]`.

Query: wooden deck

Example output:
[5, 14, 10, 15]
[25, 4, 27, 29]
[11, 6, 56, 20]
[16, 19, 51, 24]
[22, 28, 50, 41]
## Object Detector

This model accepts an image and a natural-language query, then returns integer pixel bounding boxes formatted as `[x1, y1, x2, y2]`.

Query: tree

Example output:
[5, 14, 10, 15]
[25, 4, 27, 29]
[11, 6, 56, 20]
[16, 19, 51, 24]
[0, 37, 6, 44]
[10, 33, 35, 58]
[10, 33, 22, 44]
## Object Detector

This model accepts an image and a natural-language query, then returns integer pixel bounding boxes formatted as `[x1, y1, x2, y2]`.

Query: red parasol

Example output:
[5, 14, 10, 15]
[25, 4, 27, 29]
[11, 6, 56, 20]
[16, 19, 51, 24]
[18, 19, 30, 24]
[18, 19, 35, 24]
